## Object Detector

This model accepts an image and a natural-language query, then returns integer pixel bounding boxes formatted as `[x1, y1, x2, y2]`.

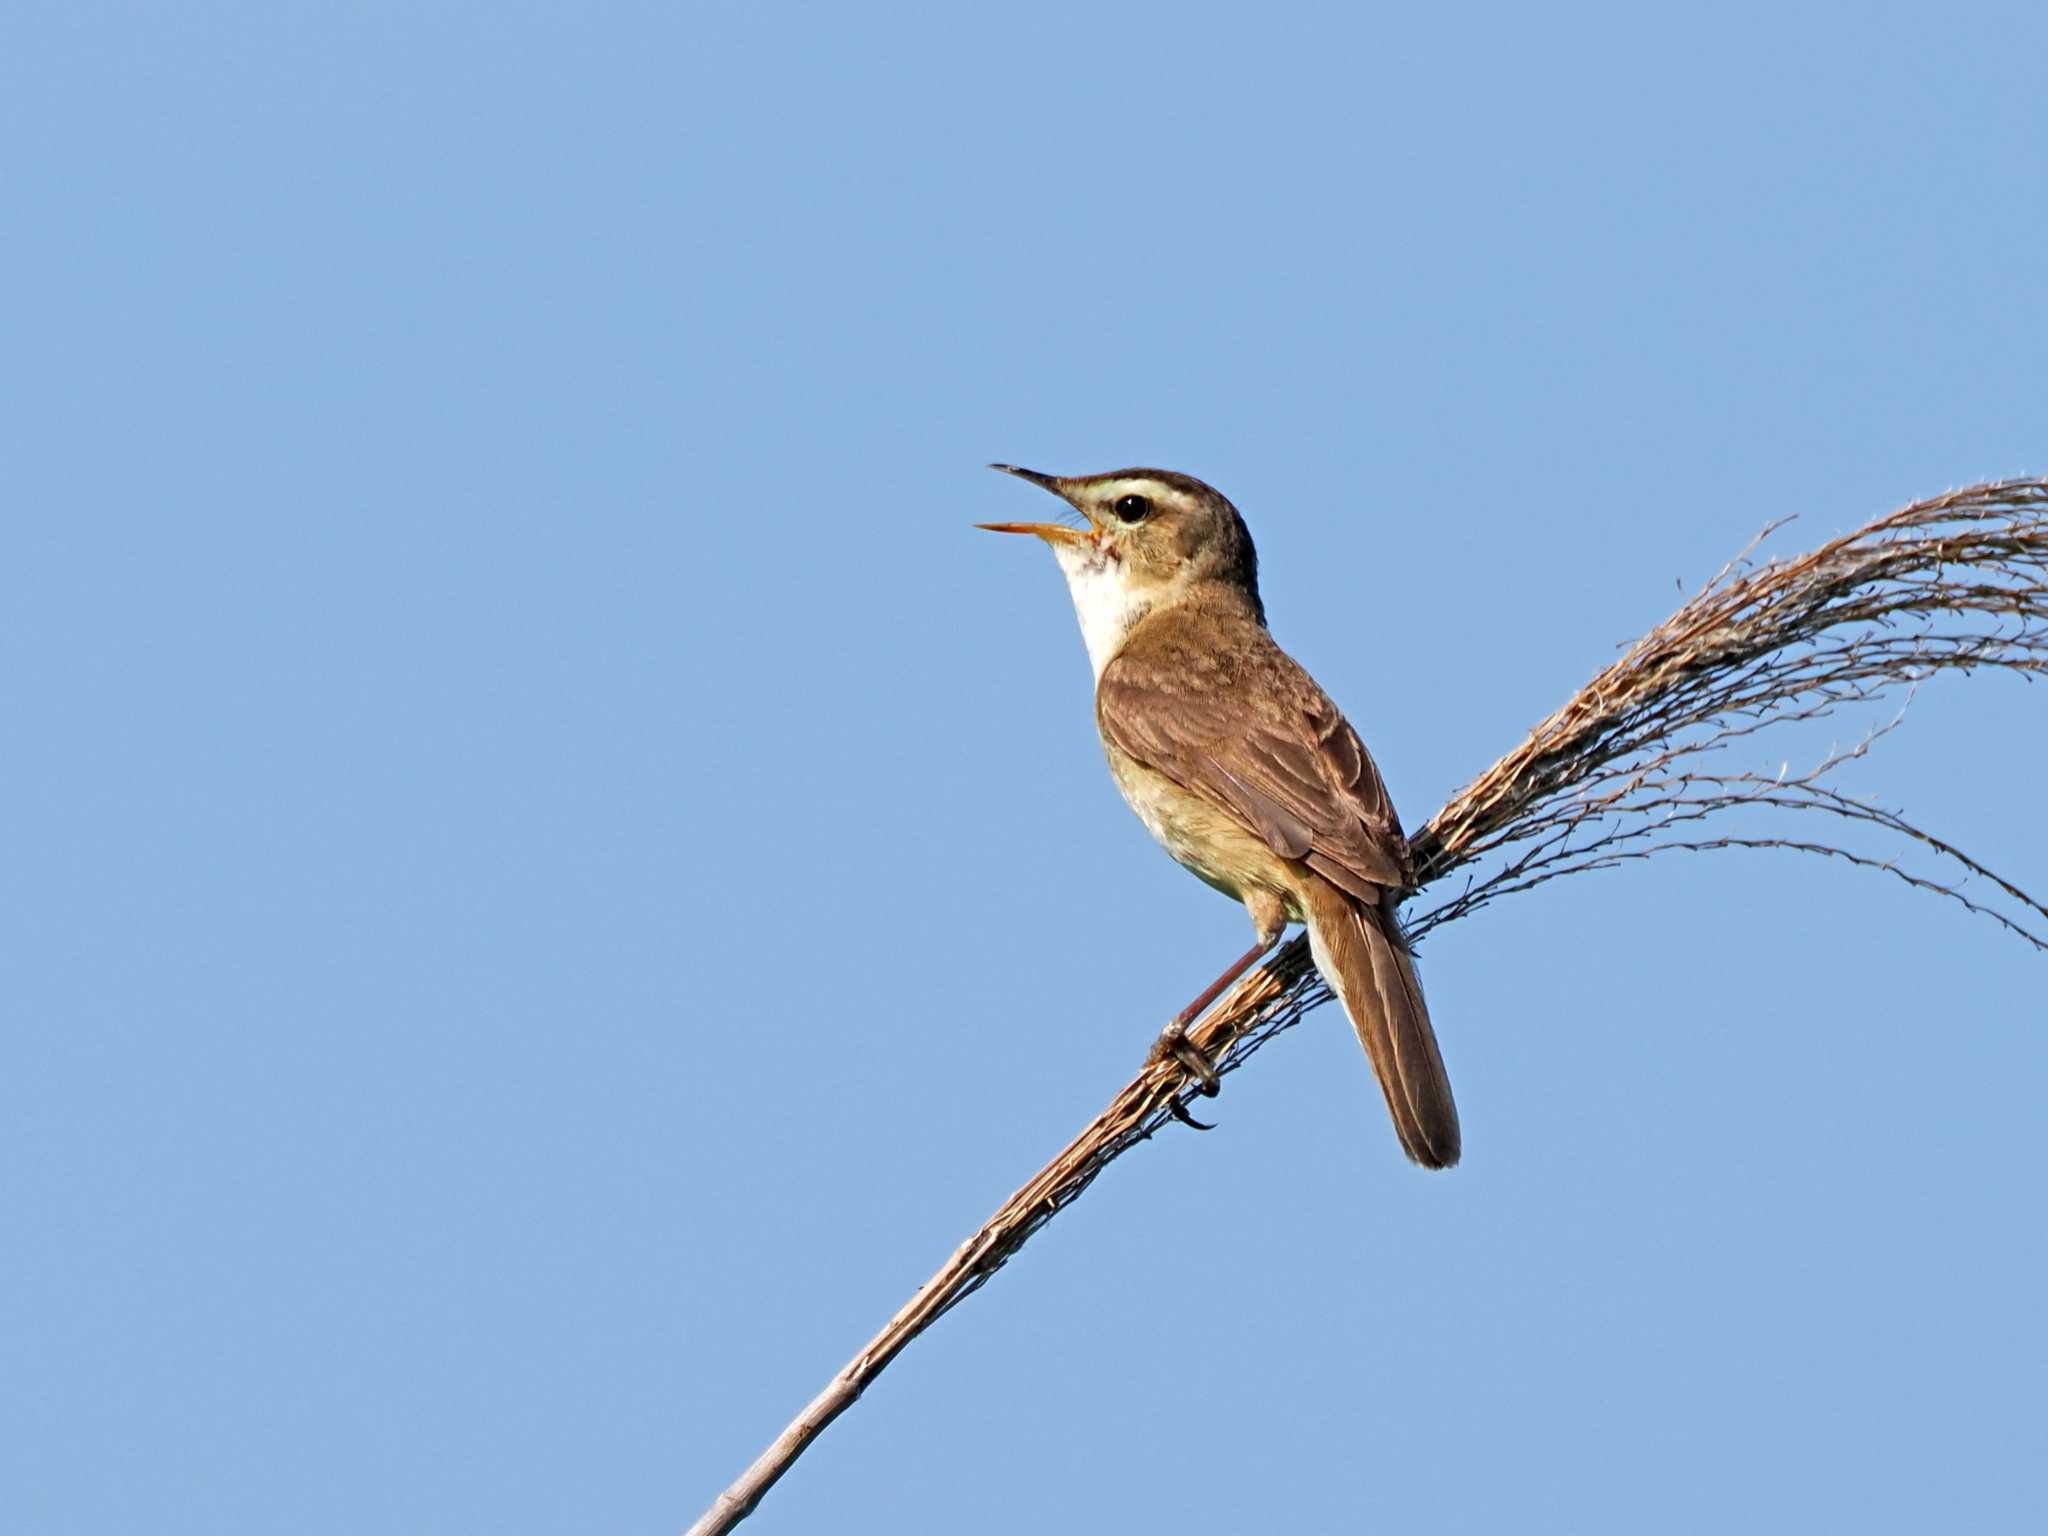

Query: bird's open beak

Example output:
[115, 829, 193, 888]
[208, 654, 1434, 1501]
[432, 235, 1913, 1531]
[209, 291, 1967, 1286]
[978, 463, 1094, 546]
[976, 520, 1091, 547]
[988, 463, 1063, 493]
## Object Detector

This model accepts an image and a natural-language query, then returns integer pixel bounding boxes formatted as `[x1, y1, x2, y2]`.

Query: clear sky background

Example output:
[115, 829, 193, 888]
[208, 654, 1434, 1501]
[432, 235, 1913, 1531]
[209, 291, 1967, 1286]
[4, 5, 2044, 1533]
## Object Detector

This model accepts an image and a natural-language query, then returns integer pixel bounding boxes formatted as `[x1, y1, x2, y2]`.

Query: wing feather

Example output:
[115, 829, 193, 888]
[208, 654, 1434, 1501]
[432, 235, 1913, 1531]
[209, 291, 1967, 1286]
[1097, 615, 1414, 894]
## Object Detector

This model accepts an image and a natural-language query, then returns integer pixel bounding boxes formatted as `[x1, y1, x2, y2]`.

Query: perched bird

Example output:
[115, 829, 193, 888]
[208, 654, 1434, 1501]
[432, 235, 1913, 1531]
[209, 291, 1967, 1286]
[980, 465, 1459, 1168]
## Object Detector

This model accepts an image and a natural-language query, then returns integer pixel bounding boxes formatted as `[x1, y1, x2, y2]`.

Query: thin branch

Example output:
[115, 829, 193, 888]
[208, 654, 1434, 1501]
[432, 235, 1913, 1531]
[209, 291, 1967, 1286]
[686, 478, 2048, 1536]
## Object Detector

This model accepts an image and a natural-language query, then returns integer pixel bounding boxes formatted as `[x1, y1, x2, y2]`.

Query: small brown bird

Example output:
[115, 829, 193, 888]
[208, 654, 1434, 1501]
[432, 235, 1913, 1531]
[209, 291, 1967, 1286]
[980, 465, 1459, 1168]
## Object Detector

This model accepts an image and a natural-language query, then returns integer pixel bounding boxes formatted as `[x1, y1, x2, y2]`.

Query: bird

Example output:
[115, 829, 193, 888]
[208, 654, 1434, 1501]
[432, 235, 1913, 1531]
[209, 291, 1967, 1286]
[979, 465, 1459, 1168]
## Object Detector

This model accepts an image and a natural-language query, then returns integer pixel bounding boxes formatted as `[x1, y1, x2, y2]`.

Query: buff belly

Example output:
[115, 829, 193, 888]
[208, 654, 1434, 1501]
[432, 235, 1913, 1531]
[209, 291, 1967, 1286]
[1100, 736, 1305, 920]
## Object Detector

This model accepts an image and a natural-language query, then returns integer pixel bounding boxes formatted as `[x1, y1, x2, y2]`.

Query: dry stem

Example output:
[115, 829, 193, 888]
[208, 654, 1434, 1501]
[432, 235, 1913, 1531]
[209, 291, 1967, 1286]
[686, 478, 2048, 1536]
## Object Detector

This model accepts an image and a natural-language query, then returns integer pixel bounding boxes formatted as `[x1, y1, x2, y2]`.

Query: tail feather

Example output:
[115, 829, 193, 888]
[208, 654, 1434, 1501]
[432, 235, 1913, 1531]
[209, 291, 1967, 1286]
[1302, 877, 1461, 1168]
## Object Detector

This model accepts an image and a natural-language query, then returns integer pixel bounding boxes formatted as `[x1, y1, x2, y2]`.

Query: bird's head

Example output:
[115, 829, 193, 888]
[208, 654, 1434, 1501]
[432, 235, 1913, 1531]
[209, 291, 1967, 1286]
[977, 465, 1264, 625]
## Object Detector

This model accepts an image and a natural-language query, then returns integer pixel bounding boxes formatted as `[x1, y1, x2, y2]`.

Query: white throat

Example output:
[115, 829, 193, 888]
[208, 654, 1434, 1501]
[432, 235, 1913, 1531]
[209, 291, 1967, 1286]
[1051, 541, 1153, 681]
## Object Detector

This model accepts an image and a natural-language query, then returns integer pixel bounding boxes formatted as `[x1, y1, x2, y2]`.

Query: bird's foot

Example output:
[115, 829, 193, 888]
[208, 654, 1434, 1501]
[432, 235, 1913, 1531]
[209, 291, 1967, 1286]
[1149, 1018, 1221, 1129]
[1150, 1017, 1220, 1092]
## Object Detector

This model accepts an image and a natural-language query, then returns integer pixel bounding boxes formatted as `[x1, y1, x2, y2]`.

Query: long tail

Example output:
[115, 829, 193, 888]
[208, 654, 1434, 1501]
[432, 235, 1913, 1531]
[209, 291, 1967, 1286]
[1300, 876, 1461, 1168]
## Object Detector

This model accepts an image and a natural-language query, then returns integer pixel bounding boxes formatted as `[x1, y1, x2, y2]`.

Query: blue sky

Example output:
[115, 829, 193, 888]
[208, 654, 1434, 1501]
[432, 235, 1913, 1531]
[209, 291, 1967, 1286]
[4, 5, 2044, 1533]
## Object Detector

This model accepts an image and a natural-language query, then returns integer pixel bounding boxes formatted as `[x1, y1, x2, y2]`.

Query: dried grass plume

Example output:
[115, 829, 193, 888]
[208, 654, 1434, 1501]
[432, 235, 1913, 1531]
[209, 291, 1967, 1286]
[689, 478, 2048, 1536]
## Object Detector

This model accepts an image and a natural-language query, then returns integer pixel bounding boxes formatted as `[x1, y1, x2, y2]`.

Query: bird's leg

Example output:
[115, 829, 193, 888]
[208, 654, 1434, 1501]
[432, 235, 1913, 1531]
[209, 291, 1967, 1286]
[1150, 892, 1289, 1118]
[1152, 938, 1277, 1091]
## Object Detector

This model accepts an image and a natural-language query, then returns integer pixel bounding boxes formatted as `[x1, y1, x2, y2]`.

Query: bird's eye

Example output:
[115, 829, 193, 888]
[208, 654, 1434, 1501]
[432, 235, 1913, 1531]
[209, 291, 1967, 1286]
[1112, 493, 1153, 524]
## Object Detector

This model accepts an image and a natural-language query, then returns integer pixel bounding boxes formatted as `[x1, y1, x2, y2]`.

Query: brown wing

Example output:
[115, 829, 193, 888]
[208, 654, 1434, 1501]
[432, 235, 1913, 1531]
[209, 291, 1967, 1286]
[1097, 615, 1415, 898]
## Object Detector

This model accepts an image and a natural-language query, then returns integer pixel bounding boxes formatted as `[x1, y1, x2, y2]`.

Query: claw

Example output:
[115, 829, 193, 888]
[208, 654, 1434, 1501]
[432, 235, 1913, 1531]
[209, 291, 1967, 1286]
[1167, 1096, 1217, 1131]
